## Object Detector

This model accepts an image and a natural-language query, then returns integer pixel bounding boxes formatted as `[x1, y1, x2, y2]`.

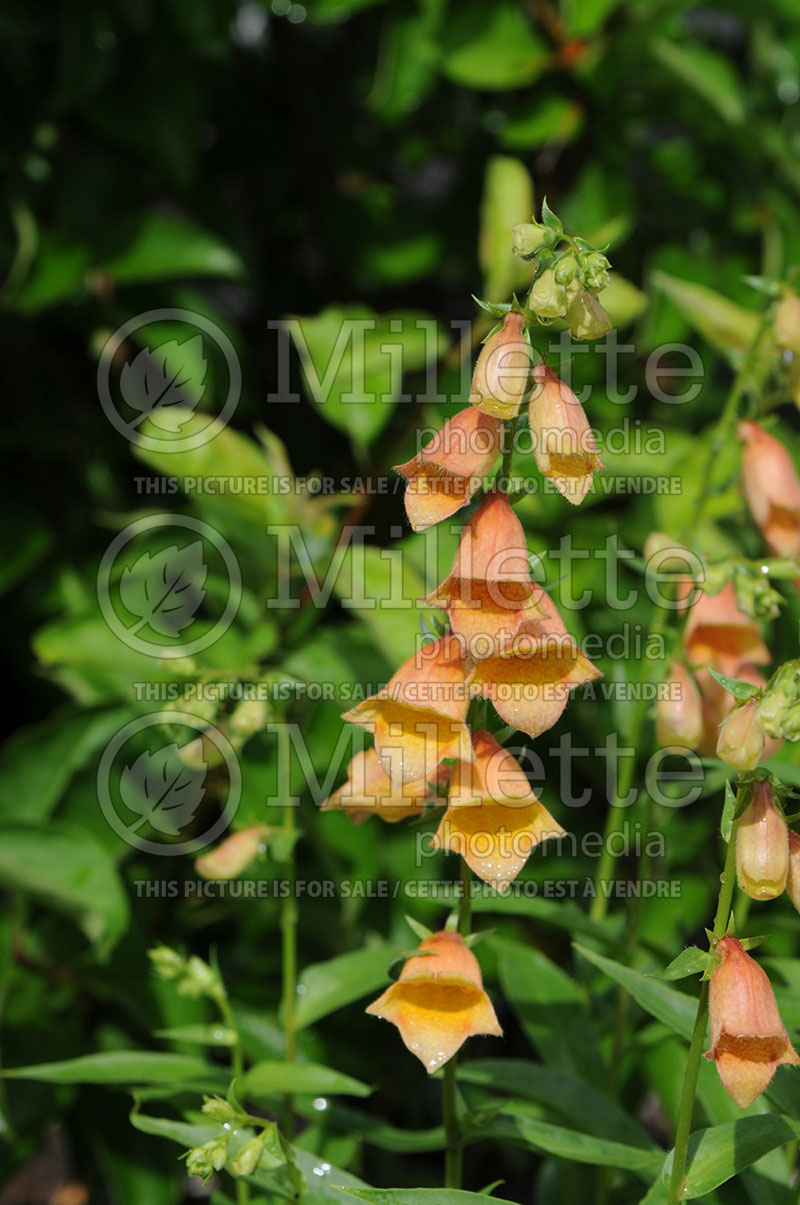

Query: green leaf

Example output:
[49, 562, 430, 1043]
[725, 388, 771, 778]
[296, 1100, 445, 1152]
[652, 272, 760, 361]
[467, 1103, 663, 1177]
[652, 40, 745, 126]
[721, 779, 737, 843]
[707, 668, 761, 702]
[295, 944, 403, 1029]
[4, 1051, 225, 1089]
[662, 948, 709, 981]
[0, 705, 135, 822]
[101, 213, 243, 284]
[344, 1192, 518, 1205]
[243, 1061, 372, 1098]
[153, 1025, 237, 1047]
[663, 1115, 800, 1198]
[289, 307, 437, 449]
[0, 822, 129, 957]
[440, 2, 547, 91]
[574, 944, 696, 1039]
[479, 156, 534, 299]
[332, 544, 426, 665]
[306, 0, 390, 24]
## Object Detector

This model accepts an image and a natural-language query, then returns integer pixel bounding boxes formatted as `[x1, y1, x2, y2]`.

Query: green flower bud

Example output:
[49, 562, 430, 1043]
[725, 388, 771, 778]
[148, 945, 185, 980]
[230, 699, 268, 738]
[757, 660, 800, 740]
[581, 251, 611, 294]
[230, 1137, 264, 1177]
[554, 254, 578, 286]
[733, 564, 782, 622]
[775, 290, 800, 355]
[202, 1095, 239, 1123]
[177, 955, 223, 1000]
[186, 1138, 228, 1182]
[565, 281, 612, 340]
[511, 222, 550, 259]
[528, 268, 569, 320]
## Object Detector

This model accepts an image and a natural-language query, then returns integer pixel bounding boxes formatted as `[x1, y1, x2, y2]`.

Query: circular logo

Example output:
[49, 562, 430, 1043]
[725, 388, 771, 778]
[97, 711, 241, 856]
[97, 513, 241, 659]
[97, 307, 241, 453]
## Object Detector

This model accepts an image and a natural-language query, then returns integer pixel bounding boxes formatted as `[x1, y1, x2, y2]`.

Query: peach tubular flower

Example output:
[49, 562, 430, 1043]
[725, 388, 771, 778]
[684, 582, 770, 681]
[431, 730, 565, 889]
[366, 930, 502, 1072]
[528, 366, 603, 505]
[423, 491, 546, 654]
[785, 830, 800, 914]
[195, 825, 272, 880]
[656, 661, 703, 748]
[322, 747, 448, 825]
[736, 780, 788, 900]
[394, 407, 503, 532]
[739, 421, 800, 559]
[704, 937, 799, 1108]
[341, 635, 472, 789]
[470, 311, 533, 421]
[716, 696, 765, 772]
[467, 612, 602, 740]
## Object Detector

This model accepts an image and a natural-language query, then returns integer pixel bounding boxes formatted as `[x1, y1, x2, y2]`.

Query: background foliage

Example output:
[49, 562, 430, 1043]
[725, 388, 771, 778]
[3, 0, 800, 1202]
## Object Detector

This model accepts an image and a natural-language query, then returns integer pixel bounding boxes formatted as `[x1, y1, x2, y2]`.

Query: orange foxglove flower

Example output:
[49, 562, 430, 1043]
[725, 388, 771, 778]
[739, 421, 800, 559]
[423, 491, 545, 655]
[684, 582, 770, 681]
[366, 930, 502, 1072]
[469, 311, 533, 421]
[656, 661, 703, 748]
[785, 829, 800, 914]
[322, 747, 448, 825]
[467, 595, 601, 739]
[716, 696, 765, 772]
[394, 407, 502, 532]
[529, 366, 602, 505]
[431, 730, 564, 889]
[195, 825, 271, 880]
[342, 635, 472, 789]
[704, 937, 799, 1108]
[736, 780, 788, 900]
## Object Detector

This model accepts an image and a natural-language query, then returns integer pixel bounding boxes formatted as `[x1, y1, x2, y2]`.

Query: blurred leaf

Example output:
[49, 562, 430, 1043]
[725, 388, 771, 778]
[440, 2, 548, 90]
[0, 822, 129, 957]
[243, 1061, 372, 1098]
[102, 214, 243, 284]
[332, 544, 426, 664]
[154, 1025, 236, 1046]
[498, 97, 584, 151]
[662, 1115, 800, 1198]
[601, 275, 648, 329]
[480, 156, 534, 299]
[295, 943, 404, 1029]
[652, 40, 745, 126]
[652, 271, 760, 360]
[345, 1193, 518, 1205]
[565, 0, 628, 35]
[574, 944, 696, 1039]
[306, 0, 391, 24]
[4, 1050, 224, 1088]
[369, 9, 441, 122]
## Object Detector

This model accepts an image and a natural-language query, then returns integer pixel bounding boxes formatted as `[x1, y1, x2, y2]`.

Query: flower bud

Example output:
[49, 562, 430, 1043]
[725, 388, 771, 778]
[470, 311, 534, 420]
[564, 281, 612, 340]
[528, 269, 569, 320]
[196, 824, 272, 880]
[580, 251, 611, 293]
[716, 696, 764, 771]
[230, 699, 268, 738]
[774, 290, 800, 355]
[554, 254, 578, 286]
[202, 1096, 239, 1123]
[230, 1137, 264, 1177]
[732, 564, 782, 622]
[785, 829, 800, 913]
[511, 222, 550, 259]
[704, 936, 799, 1107]
[757, 659, 800, 741]
[657, 662, 703, 748]
[736, 780, 788, 900]
[148, 945, 185, 979]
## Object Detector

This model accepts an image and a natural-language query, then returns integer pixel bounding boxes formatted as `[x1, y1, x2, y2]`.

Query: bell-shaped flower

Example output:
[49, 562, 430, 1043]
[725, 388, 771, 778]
[656, 661, 703, 749]
[342, 635, 472, 789]
[394, 406, 503, 532]
[739, 421, 800, 559]
[564, 282, 612, 341]
[195, 825, 271, 880]
[322, 747, 448, 825]
[366, 930, 502, 1073]
[716, 696, 765, 772]
[528, 366, 602, 505]
[431, 730, 564, 889]
[704, 937, 799, 1107]
[467, 597, 602, 739]
[684, 582, 770, 682]
[423, 490, 546, 656]
[735, 780, 788, 900]
[470, 311, 534, 420]
[785, 829, 800, 914]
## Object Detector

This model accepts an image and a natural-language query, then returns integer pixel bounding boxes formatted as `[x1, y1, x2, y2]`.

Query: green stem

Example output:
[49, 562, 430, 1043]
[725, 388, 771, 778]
[279, 721, 298, 1140]
[216, 992, 249, 1205]
[668, 808, 740, 1204]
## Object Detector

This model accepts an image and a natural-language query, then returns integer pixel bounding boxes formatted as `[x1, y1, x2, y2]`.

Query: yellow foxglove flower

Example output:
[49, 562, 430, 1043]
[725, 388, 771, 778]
[366, 930, 502, 1072]
[528, 366, 602, 505]
[656, 661, 703, 749]
[322, 747, 448, 825]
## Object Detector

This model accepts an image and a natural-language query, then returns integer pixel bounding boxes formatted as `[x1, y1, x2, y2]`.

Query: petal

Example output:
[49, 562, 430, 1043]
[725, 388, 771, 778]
[432, 799, 564, 888]
[366, 980, 502, 1073]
